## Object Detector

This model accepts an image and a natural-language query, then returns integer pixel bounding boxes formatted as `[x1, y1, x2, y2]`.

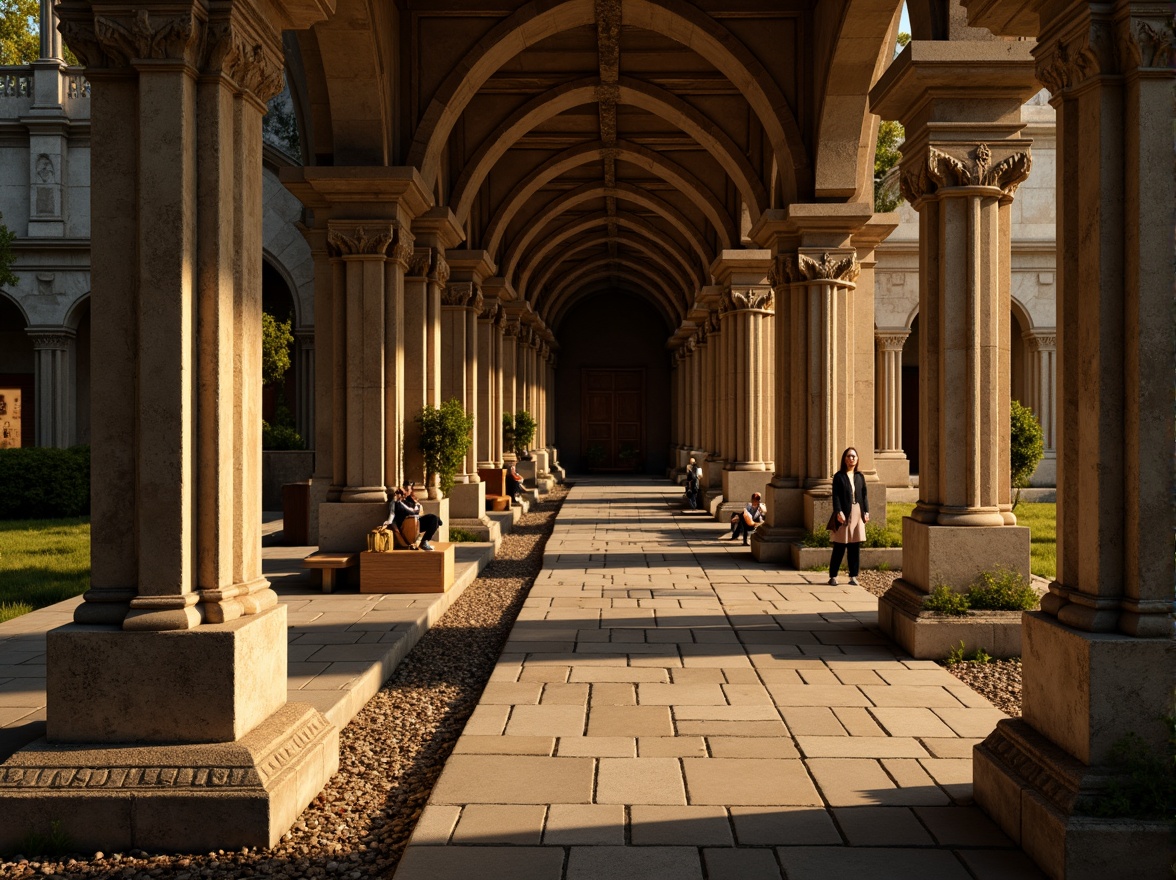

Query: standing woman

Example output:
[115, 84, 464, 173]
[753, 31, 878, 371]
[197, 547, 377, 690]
[829, 446, 869, 586]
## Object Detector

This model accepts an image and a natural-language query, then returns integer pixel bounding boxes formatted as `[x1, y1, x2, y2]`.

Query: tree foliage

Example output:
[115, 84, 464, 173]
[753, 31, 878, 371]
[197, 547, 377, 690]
[262, 312, 293, 386]
[0, 214, 18, 290]
[512, 410, 537, 454]
[418, 399, 474, 495]
[0, 0, 38, 65]
[873, 119, 905, 212]
[1010, 398, 1045, 507]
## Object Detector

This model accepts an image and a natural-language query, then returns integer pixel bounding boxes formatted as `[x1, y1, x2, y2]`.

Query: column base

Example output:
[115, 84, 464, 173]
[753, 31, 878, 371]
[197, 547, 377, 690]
[974, 717, 1172, 880]
[901, 517, 1030, 592]
[721, 469, 770, 513]
[48, 605, 289, 744]
[873, 451, 911, 488]
[0, 701, 338, 853]
[319, 501, 388, 553]
[749, 524, 805, 563]
[448, 481, 486, 519]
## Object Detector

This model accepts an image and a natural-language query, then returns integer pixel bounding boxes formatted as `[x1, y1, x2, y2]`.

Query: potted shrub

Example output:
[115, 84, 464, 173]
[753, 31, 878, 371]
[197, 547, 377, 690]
[512, 410, 537, 459]
[585, 443, 607, 471]
[1010, 399, 1045, 508]
[417, 399, 475, 498]
[618, 443, 640, 470]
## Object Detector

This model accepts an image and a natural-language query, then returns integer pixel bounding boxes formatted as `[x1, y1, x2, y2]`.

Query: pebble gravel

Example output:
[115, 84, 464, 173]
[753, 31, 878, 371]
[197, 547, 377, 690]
[856, 568, 1023, 717]
[0, 486, 569, 880]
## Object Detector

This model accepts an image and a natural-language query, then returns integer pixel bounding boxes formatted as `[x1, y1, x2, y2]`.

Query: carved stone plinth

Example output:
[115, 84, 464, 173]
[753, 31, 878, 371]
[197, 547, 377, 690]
[0, 701, 338, 853]
[899, 517, 1030, 593]
[48, 607, 287, 745]
[447, 481, 487, 520]
[975, 717, 1172, 880]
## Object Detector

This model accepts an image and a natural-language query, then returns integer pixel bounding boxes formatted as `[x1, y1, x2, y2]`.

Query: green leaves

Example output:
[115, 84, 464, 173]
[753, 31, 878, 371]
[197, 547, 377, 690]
[262, 312, 293, 386]
[418, 399, 474, 494]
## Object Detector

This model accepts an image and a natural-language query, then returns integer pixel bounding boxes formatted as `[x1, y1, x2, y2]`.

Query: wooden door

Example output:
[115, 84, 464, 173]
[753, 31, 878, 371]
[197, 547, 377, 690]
[582, 368, 645, 469]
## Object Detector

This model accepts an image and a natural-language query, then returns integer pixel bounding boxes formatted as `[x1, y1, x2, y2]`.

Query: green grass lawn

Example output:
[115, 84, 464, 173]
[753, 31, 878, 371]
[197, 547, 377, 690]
[881, 500, 1056, 580]
[0, 517, 90, 624]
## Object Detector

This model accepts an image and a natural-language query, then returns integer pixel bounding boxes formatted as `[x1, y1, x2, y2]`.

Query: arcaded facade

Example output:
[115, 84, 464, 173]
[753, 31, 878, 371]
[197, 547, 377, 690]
[0, 0, 1170, 877]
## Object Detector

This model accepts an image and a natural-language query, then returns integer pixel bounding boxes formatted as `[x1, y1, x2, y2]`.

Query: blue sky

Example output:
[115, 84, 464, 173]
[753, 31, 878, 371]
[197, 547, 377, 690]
[900, 3, 910, 35]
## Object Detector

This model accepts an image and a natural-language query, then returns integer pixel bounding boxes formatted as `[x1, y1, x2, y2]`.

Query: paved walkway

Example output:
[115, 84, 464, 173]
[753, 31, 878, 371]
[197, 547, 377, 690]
[395, 479, 1042, 880]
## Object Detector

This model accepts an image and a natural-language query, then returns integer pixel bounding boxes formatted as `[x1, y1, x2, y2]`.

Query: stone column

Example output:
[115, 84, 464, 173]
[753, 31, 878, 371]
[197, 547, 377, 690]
[954, 5, 1176, 875]
[1022, 329, 1056, 484]
[293, 328, 315, 449]
[476, 297, 502, 469]
[871, 43, 1035, 623]
[440, 280, 487, 519]
[712, 250, 774, 520]
[874, 329, 910, 487]
[281, 169, 432, 549]
[747, 204, 875, 561]
[700, 293, 724, 501]
[402, 246, 448, 488]
[26, 326, 75, 448]
[3, 0, 338, 851]
[500, 313, 520, 462]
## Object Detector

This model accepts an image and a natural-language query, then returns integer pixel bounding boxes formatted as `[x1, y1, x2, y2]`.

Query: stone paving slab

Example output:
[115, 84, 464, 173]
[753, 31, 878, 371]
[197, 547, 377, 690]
[0, 538, 495, 762]
[395, 479, 1044, 879]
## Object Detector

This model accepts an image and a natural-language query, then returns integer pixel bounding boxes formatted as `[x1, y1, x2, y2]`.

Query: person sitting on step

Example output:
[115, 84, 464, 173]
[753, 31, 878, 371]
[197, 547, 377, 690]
[505, 462, 524, 504]
[728, 492, 765, 545]
[380, 483, 443, 551]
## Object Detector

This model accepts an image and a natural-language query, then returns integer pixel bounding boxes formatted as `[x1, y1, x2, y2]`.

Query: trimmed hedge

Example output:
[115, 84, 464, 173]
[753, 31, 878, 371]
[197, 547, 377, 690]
[0, 446, 90, 519]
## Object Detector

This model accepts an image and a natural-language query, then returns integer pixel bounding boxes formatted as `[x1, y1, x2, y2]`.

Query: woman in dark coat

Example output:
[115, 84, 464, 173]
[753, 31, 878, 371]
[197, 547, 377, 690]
[829, 446, 869, 586]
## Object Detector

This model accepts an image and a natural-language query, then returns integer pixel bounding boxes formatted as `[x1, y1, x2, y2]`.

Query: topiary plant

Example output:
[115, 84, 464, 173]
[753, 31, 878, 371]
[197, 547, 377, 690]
[512, 410, 537, 456]
[1010, 398, 1045, 509]
[418, 399, 474, 495]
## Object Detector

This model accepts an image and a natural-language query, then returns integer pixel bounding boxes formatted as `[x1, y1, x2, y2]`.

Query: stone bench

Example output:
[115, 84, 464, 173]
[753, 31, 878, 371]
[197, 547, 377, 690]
[302, 552, 359, 593]
[360, 543, 456, 593]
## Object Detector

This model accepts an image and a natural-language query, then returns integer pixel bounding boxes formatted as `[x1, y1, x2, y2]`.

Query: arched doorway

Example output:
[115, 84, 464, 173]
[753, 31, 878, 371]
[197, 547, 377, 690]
[0, 293, 34, 448]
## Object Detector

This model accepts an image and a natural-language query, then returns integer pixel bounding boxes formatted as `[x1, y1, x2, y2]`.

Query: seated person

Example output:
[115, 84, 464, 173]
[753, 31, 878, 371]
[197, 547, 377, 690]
[379, 483, 443, 551]
[505, 463, 523, 503]
[728, 492, 765, 545]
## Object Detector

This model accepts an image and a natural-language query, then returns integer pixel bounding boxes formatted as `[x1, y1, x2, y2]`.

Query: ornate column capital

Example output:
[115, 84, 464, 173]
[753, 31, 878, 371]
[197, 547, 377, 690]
[502, 317, 521, 338]
[719, 287, 774, 314]
[1024, 331, 1057, 352]
[442, 281, 484, 313]
[875, 330, 910, 352]
[326, 223, 395, 258]
[780, 251, 861, 286]
[26, 326, 76, 350]
[901, 143, 1032, 204]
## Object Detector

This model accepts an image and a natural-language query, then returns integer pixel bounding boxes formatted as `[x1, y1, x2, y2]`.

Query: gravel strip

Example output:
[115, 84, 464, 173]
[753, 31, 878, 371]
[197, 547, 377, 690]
[0, 486, 570, 880]
[854, 568, 1023, 716]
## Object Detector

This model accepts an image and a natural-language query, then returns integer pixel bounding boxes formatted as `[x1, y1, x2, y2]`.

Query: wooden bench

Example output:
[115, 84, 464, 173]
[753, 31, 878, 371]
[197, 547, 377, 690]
[477, 467, 511, 512]
[302, 552, 359, 593]
[360, 543, 455, 593]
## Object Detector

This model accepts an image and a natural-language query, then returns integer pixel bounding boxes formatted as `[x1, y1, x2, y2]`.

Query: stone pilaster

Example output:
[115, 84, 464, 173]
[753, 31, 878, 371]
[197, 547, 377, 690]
[26, 326, 75, 448]
[874, 328, 911, 487]
[1022, 330, 1056, 484]
[953, 4, 1176, 875]
[293, 327, 315, 450]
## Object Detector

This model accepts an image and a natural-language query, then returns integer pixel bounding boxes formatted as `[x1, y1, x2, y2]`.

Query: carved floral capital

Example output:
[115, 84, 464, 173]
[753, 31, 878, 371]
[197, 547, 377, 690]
[327, 224, 394, 257]
[875, 333, 909, 352]
[902, 144, 1031, 203]
[794, 252, 860, 284]
[442, 282, 484, 313]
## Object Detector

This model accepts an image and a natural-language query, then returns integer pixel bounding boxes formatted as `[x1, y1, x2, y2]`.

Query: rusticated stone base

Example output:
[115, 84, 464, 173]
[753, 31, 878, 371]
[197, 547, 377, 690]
[974, 717, 1172, 880]
[0, 701, 339, 853]
[878, 578, 1024, 659]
